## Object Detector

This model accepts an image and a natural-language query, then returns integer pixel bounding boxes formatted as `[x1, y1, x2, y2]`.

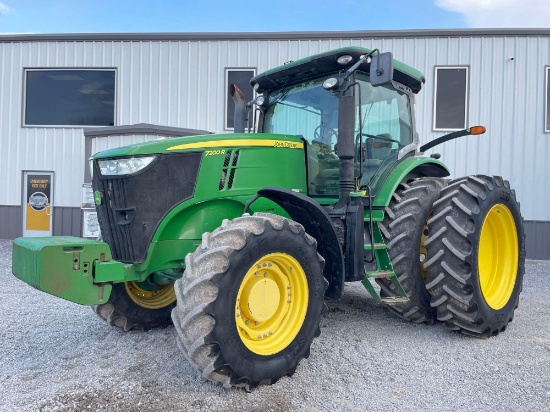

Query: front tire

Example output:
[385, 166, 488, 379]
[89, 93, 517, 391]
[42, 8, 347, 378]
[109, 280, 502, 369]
[424, 175, 525, 337]
[171, 213, 326, 389]
[92, 281, 176, 331]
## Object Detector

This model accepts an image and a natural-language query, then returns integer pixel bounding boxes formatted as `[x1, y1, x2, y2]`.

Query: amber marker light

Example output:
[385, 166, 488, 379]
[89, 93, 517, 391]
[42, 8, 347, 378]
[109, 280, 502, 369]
[469, 126, 486, 135]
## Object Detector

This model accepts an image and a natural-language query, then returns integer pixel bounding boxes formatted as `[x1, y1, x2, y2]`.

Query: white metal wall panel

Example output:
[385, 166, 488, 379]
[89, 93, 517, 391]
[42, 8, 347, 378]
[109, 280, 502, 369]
[0, 34, 549, 222]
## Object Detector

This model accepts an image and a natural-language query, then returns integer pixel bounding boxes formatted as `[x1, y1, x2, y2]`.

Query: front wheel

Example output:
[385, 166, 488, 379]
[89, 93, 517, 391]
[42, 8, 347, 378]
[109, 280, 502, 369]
[92, 281, 176, 331]
[171, 213, 326, 389]
[424, 175, 525, 337]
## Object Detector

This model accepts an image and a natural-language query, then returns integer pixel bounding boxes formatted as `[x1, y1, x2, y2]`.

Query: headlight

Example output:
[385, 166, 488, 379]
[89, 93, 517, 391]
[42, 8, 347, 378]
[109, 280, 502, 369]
[98, 155, 157, 176]
[322, 77, 339, 91]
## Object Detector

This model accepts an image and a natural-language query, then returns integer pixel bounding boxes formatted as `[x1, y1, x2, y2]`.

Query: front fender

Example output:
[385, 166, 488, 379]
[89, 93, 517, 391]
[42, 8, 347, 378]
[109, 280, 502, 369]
[256, 188, 345, 300]
[154, 199, 247, 241]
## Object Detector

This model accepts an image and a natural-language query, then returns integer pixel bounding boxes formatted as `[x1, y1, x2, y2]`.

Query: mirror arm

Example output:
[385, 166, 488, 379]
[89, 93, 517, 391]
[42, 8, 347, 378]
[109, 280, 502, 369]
[419, 126, 486, 153]
[344, 49, 378, 81]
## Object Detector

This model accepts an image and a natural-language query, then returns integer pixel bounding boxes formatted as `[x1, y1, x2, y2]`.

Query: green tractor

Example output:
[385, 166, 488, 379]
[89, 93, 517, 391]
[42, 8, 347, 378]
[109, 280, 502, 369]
[12, 47, 525, 389]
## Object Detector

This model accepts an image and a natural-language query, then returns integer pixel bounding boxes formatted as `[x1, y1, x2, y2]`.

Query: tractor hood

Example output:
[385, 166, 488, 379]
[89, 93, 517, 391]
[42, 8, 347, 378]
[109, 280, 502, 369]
[92, 133, 305, 158]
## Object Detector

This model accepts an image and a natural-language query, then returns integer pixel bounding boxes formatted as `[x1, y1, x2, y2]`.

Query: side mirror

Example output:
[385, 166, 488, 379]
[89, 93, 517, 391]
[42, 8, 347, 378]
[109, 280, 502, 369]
[370, 52, 393, 87]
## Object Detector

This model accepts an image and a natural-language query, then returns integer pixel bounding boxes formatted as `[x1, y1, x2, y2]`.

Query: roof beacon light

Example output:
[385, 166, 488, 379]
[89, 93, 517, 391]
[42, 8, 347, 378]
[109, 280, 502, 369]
[337, 55, 353, 65]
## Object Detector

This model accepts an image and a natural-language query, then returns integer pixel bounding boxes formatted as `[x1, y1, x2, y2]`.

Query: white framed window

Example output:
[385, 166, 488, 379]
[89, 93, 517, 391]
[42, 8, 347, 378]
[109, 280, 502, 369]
[225, 68, 256, 130]
[23, 68, 117, 127]
[433, 66, 469, 131]
[545, 67, 550, 132]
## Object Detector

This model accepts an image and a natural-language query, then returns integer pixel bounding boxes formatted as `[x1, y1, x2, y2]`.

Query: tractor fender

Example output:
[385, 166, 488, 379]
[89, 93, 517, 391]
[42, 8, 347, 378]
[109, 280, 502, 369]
[256, 187, 345, 300]
[373, 157, 449, 207]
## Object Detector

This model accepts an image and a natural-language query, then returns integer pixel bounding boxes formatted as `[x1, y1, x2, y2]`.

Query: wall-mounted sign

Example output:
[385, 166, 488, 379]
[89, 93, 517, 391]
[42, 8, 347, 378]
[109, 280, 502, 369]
[23, 172, 54, 237]
[82, 183, 95, 209]
[82, 210, 100, 238]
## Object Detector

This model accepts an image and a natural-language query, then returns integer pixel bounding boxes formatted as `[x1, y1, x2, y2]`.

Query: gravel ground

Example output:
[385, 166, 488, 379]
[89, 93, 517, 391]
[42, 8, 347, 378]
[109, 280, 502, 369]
[1, 239, 549, 412]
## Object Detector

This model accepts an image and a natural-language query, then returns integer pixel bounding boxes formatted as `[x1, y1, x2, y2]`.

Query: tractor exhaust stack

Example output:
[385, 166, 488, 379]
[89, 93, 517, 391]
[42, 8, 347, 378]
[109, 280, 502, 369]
[230, 84, 246, 133]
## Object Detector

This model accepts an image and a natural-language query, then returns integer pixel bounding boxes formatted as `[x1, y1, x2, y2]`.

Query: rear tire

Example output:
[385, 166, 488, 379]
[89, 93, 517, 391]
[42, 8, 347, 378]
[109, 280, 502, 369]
[171, 213, 326, 389]
[424, 175, 525, 337]
[92, 281, 176, 331]
[377, 178, 447, 324]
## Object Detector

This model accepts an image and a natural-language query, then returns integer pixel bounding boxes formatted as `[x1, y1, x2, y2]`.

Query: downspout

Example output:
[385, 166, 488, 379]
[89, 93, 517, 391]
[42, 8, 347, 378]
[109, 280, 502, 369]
[229, 84, 246, 133]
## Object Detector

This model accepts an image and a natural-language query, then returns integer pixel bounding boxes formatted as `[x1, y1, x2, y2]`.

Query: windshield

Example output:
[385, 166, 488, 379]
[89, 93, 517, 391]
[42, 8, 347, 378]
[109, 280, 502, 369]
[263, 74, 413, 196]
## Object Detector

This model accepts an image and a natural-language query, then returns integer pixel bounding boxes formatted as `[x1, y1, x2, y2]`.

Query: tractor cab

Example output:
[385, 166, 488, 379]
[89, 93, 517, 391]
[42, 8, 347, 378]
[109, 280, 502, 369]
[250, 47, 425, 199]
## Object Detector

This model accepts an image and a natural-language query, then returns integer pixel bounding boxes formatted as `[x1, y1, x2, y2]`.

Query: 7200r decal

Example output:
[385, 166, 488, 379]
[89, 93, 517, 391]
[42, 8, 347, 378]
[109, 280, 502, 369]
[205, 150, 226, 156]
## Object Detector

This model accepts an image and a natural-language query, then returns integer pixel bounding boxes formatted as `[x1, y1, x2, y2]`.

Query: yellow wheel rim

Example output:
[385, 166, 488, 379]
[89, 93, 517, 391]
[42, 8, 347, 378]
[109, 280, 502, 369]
[125, 281, 176, 309]
[478, 204, 518, 310]
[235, 253, 309, 356]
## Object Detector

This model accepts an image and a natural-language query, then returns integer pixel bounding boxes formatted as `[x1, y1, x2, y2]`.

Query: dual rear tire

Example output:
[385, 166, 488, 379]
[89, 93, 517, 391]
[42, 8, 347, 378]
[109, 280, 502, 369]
[381, 175, 525, 338]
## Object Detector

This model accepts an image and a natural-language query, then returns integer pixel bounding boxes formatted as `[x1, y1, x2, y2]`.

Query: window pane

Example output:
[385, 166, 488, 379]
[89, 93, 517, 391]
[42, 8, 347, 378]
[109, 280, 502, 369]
[354, 75, 413, 189]
[226, 69, 255, 129]
[356, 75, 413, 147]
[434, 67, 468, 130]
[263, 77, 339, 196]
[25, 70, 115, 127]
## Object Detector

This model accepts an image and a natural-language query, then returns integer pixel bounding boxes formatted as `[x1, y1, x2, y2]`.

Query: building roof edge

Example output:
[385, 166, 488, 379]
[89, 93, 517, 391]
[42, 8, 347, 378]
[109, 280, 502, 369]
[2, 28, 550, 43]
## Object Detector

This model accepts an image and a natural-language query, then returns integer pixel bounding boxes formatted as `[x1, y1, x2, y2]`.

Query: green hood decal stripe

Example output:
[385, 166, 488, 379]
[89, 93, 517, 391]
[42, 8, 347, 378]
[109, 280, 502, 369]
[167, 139, 304, 151]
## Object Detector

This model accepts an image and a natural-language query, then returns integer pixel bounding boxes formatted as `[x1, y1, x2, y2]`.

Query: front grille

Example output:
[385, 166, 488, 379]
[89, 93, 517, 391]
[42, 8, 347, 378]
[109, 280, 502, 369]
[93, 152, 202, 263]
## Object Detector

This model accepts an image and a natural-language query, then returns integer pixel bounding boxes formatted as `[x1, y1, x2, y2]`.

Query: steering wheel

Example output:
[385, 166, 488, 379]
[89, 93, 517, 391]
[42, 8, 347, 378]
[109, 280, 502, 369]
[314, 125, 337, 142]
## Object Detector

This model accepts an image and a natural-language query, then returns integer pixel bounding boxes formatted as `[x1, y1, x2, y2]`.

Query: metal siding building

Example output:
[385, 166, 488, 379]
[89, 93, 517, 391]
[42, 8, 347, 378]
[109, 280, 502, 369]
[0, 29, 548, 258]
